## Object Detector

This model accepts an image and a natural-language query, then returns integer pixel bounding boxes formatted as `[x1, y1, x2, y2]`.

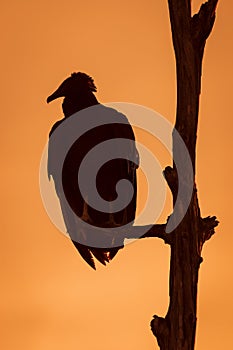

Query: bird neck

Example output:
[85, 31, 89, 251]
[62, 91, 99, 118]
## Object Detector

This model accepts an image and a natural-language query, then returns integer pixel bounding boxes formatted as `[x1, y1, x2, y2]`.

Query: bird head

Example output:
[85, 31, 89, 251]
[46, 72, 97, 103]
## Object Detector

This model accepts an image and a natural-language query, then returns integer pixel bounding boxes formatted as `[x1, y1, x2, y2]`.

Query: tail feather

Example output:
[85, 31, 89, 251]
[91, 246, 123, 265]
[108, 246, 123, 260]
[71, 240, 96, 270]
[91, 248, 108, 265]
[71, 240, 123, 269]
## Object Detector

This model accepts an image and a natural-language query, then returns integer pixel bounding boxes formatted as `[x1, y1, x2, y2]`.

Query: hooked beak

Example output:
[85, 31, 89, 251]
[46, 88, 64, 103]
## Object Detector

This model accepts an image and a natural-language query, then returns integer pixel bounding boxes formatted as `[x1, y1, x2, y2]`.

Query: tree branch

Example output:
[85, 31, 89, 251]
[124, 215, 219, 245]
[191, 0, 219, 46]
[163, 166, 178, 198]
[200, 215, 219, 246]
[126, 224, 171, 244]
[149, 1, 219, 349]
[151, 316, 169, 349]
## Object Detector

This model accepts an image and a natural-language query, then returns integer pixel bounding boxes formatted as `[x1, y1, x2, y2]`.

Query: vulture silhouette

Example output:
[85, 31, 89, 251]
[47, 72, 139, 269]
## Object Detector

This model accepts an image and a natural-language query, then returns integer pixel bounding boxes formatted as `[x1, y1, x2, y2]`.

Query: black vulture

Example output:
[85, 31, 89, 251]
[47, 72, 139, 269]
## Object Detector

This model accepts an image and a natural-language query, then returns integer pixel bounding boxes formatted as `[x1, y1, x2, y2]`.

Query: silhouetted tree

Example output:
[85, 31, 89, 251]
[149, 1, 219, 349]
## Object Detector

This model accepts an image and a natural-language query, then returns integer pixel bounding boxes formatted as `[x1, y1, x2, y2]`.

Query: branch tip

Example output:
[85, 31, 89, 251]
[200, 215, 219, 244]
[151, 315, 169, 348]
[191, 0, 219, 45]
[163, 166, 178, 196]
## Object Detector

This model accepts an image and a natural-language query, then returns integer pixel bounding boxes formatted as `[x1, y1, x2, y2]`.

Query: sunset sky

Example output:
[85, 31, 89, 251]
[1, 1, 233, 349]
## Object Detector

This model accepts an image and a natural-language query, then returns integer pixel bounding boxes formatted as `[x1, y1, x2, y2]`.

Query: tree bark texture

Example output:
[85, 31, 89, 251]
[150, 1, 219, 349]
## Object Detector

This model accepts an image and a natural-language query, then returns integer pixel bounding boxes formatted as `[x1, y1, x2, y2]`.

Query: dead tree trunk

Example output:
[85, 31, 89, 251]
[150, 1, 219, 349]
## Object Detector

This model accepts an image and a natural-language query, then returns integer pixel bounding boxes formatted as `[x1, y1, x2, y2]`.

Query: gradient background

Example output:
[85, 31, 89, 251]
[1, 0, 232, 349]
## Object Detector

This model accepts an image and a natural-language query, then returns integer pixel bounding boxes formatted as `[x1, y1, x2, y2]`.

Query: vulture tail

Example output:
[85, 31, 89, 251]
[71, 241, 96, 270]
[91, 247, 123, 265]
[91, 248, 109, 265]
[108, 247, 122, 260]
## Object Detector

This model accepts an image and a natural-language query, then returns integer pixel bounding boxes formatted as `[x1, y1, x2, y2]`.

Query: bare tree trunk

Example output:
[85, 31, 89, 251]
[150, 1, 219, 349]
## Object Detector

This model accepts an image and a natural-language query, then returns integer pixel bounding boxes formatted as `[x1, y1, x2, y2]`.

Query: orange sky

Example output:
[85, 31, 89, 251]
[1, 1, 233, 349]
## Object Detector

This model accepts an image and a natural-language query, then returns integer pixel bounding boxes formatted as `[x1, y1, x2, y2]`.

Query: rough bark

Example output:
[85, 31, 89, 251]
[150, 1, 219, 349]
